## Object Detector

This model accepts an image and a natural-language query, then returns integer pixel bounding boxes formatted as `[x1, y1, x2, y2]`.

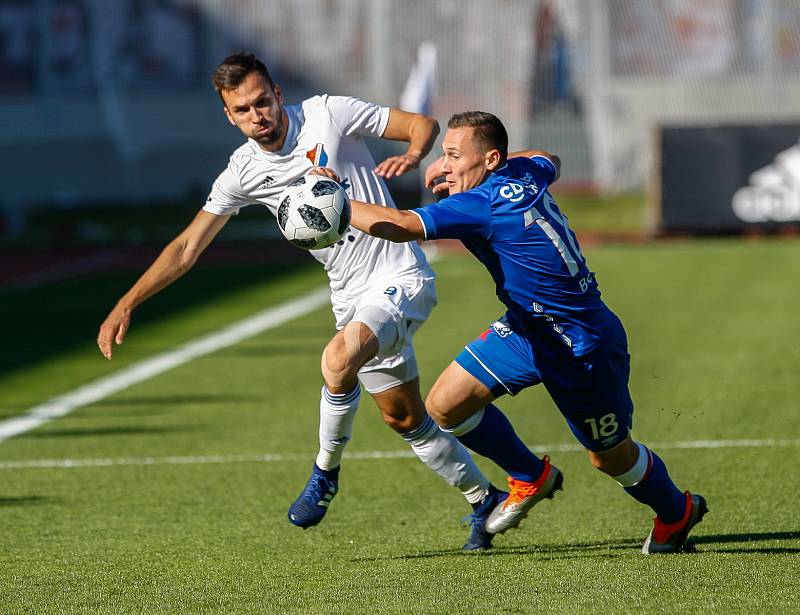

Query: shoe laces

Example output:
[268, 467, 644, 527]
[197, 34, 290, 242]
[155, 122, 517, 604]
[461, 511, 488, 536]
[301, 473, 332, 503]
[462, 489, 498, 530]
[461, 512, 479, 529]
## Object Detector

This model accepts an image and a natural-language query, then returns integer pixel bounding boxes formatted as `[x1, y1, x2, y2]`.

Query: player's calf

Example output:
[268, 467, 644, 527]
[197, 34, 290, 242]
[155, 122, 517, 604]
[609, 441, 689, 531]
[372, 377, 426, 433]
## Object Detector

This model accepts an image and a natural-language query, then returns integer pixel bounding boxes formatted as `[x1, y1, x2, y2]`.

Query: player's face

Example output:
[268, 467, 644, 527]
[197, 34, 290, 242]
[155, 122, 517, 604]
[221, 72, 287, 151]
[440, 127, 498, 194]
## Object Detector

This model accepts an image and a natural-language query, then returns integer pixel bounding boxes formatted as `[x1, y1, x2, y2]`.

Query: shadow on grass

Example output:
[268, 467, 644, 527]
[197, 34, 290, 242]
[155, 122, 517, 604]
[693, 530, 800, 544]
[0, 496, 51, 507]
[692, 531, 800, 554]
[351, 538, 641, 562]
[18, 425, 196, 438]
[352, 532, 800, 561]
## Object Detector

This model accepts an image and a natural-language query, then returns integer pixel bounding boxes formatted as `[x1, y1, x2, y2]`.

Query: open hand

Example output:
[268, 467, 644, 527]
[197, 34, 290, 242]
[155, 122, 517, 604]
[375, 154, 421, 179]
[424, 156, 449, 196]
[308, 166, 341, 182]
[97, 305, 132, 359]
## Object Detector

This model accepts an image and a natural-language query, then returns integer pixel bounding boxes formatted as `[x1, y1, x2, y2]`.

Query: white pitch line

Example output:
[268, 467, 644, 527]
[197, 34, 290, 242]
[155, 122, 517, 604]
[1, 438, 797, 471]
[0, 286, 331, 443]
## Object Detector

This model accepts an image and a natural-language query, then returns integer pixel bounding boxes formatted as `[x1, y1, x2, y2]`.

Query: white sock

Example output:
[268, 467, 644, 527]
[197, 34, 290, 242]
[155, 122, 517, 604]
[613, 442, 650, 487]
[315, 385, 360, 471]
[402, 414, 490, 505]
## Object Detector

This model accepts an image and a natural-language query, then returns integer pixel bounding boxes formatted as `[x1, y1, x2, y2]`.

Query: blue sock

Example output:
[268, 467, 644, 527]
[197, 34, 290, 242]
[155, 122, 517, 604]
[622, 447, 685, 524]
[448, 403, 544, 483]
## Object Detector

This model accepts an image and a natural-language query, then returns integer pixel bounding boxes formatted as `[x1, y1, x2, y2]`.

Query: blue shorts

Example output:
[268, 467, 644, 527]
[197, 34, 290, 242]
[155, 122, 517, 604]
[455, 314, 634, 452]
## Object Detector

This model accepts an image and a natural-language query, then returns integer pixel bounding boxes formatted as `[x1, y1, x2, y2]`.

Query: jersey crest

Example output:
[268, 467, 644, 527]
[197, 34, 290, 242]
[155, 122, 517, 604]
[306, 143, 329, 166]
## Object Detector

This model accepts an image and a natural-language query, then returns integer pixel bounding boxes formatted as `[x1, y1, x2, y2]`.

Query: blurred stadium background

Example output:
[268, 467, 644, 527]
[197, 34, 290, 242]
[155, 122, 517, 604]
[2, 0, 799, 246]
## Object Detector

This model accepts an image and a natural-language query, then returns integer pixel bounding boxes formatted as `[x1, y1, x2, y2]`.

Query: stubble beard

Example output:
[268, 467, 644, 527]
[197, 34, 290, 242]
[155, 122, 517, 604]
[254, 106, 285, 150]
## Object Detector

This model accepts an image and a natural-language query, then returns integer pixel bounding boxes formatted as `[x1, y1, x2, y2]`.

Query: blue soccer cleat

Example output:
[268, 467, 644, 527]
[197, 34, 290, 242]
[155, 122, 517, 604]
[288, 464, 339, 528]
[462, 485, 508, 552]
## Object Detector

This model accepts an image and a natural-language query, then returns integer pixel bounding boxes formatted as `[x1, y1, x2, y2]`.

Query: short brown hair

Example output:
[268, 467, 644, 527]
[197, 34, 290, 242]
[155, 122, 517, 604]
[447, 111, 508, 161]
[211, 52, 274, 102]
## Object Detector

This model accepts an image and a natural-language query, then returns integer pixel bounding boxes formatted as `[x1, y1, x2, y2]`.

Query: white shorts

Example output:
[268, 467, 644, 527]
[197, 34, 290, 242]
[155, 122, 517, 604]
[331, 272, 437, 394]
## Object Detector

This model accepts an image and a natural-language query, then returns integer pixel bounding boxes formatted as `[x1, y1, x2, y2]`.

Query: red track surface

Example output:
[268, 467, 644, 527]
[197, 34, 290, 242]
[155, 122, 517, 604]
[0, 230, 658, 291]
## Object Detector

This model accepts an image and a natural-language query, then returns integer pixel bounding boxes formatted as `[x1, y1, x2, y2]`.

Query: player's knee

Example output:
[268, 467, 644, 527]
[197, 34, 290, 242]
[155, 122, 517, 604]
[321, 339, 358, 390]
[587, 451, 610, 473]
[587, 437, 638, 476]
[321, 324, 378, 390]
[424, 387, 444, 423]
[588, 449, 627, 475]
[425, 386, 456, 428]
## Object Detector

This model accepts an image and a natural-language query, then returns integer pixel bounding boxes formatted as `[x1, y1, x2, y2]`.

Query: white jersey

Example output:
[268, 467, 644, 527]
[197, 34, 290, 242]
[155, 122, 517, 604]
[204, 95, 433, 311]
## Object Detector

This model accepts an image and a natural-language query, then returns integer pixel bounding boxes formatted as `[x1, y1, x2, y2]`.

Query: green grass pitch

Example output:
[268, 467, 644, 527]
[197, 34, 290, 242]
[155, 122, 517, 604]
[1, 238, 799, 614]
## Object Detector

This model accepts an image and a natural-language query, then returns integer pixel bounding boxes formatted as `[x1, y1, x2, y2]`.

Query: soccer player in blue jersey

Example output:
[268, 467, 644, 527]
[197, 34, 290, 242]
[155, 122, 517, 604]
[344, 111, 707, 554]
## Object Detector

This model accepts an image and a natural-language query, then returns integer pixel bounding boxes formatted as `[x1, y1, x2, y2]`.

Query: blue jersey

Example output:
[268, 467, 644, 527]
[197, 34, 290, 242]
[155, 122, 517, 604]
[414, 155, 613, 356]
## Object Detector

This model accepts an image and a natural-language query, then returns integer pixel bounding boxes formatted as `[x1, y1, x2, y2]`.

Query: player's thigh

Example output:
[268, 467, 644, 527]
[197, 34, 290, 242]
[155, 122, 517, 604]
[426, 361, 496, 427]
[355, 275, 436, 395]
[454, 316, 542, 398]
[323, 273, 434, 381]
[543, 328, 634, 453]
[354, 275, 436, 357]
[428, 316, 542, 427]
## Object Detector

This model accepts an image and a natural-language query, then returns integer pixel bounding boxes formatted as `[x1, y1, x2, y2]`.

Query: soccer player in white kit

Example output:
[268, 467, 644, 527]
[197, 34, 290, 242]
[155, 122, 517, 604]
[97, 53, 505, 550]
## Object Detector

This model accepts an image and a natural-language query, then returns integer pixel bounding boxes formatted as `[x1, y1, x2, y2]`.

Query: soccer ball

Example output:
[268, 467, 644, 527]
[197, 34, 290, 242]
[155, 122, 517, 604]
[276, 175, 351, 250]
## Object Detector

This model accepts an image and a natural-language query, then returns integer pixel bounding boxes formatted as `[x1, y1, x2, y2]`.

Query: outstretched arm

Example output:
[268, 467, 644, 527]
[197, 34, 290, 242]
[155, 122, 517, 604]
[97, 210, 231, 359]
[349, 199, 424, 243]
[375, 109, 439, 179]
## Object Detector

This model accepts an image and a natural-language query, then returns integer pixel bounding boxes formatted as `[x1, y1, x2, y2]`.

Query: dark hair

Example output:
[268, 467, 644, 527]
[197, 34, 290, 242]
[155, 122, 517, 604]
[447, 111, 508, 161]
[211, 52, 274, 102]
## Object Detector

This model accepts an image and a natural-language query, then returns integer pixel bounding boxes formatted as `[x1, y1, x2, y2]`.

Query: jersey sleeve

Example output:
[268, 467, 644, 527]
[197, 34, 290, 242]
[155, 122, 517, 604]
[525, 154, 558, 184]
[203, 161, 250, 216]
[412, 192, 492, 241]
[324, 95, 390, 138]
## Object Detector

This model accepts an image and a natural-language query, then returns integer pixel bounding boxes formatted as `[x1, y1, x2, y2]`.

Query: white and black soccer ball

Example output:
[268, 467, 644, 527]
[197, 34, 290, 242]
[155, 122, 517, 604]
[276, 175, 351, 250]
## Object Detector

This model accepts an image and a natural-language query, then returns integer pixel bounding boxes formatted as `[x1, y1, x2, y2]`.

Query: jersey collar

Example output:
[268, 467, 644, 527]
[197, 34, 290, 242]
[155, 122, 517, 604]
[490, 162, 511, 180]
[275, 104, 301, 156]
